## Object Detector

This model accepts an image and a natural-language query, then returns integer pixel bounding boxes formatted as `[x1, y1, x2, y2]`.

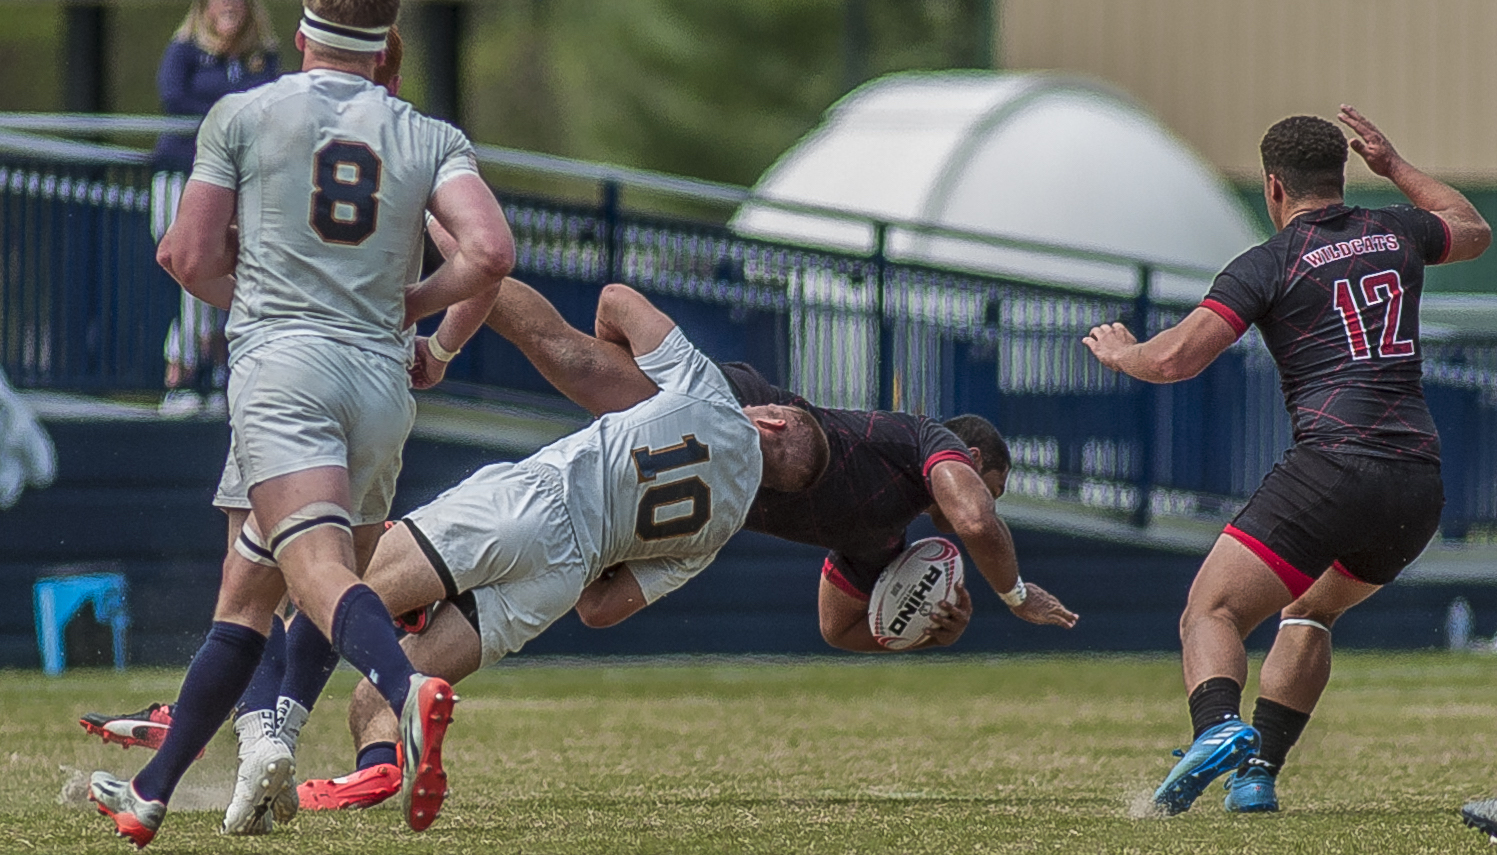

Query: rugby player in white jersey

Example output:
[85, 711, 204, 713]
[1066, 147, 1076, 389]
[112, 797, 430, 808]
[85, 1, 514, 847]
[282, 283, 829, 809]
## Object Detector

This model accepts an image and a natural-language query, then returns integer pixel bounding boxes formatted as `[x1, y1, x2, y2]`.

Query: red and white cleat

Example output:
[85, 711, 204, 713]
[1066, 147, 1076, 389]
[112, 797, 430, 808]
[398, 675, 456, 831]
[79, 704, 174, 752]
[88, 771, 165, 850]
[297, 763, 401, 810]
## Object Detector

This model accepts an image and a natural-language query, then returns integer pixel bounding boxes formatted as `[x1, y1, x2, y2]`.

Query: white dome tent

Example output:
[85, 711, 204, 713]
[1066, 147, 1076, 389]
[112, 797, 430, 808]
[731, 71, 1265, 412]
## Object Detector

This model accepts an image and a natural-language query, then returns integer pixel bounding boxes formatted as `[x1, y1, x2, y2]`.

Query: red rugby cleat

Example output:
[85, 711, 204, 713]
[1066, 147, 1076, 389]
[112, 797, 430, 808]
[298, 763, 401, 810]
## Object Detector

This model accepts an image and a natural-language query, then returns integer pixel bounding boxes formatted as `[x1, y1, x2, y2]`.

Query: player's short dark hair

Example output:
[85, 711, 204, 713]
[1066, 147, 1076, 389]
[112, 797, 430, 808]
[943, 414, 1010, 473]
[1260, 115, 1348, 200]
[305, 0, 399, 29]
[781, 406, 830, 490]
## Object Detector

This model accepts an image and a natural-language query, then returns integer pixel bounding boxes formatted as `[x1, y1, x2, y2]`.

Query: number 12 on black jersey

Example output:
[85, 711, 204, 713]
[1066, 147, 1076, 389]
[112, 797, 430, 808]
[1332, 269, 1415, 361]
[632, 435, 713, 541]
[310, 140, 382, 246]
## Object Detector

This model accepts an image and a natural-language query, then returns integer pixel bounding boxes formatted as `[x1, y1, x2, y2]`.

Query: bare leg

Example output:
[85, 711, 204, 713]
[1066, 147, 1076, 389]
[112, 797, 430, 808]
[486, 277, 657, 417]
[249, 466, 359, 634]
[1180, 535, 1295, 691]
[1258, 569, 1380, 713]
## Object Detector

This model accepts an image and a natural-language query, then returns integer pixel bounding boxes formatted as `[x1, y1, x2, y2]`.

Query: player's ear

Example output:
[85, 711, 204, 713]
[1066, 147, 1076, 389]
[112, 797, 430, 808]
[294, 30, 307, 53]
[753, 416, 789, 433]
[968, 447, 983, 470]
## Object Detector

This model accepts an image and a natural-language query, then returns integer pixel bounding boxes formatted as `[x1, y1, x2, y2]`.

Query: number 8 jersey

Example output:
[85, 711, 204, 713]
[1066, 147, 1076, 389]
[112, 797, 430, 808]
[526, 326, 764, 602]
[189, 69, 479, 365]
[1200, 203, 1451, 463]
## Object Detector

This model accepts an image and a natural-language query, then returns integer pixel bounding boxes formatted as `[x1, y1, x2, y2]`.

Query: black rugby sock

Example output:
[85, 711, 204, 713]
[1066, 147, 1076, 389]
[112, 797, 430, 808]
[331, 584, 418, 714]
[234, 614, 286, 719]
[1251, 697, 1311, 775]
[1188, 677, 1243, 739]
[281, 613, 339, 712]
[134, 622, 265, 803]
[357, 741, 398, 771]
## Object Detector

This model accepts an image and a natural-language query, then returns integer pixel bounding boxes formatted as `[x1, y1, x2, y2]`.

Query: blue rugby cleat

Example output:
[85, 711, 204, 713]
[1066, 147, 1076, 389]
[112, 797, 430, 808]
[1152, 719, 1260, 815]
[1461, 799, 1497, 843]
[1222, 763, 1279, 813]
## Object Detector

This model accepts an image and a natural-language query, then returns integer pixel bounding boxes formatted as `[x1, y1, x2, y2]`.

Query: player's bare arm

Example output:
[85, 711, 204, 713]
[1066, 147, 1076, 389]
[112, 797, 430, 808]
[410, 242, 659, 413]
[484, 277, 659, 415]
[157, 180, 238, 310]
[1338, 104, 1491, 263]
[403, 173, 513, 328]
[574, 564, 650, 628]
[595, 283, 677, 356]
[927, 460, 1078, 629]
[1083, 308, 1238, 384]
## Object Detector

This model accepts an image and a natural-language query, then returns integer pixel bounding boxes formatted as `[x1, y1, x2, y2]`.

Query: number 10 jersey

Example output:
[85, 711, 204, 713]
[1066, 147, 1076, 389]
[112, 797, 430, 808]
[523, 327, 763, 602]
[1200, 203, 1451, 463]
[189, 69, 479, 366]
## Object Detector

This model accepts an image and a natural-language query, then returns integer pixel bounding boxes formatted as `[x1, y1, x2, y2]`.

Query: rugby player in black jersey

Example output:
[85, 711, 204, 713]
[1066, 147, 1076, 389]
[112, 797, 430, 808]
[1084, 106, 1489, 816]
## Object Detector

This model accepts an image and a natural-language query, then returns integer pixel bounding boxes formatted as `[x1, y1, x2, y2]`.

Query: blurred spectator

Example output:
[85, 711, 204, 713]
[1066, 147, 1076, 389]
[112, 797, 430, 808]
[151, 0, 279, 416]
[0, 368, 56, 510]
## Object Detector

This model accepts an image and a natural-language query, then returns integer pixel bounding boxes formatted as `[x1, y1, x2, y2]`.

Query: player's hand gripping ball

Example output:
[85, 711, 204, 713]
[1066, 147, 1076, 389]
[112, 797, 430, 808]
[868, 537, 964, 650]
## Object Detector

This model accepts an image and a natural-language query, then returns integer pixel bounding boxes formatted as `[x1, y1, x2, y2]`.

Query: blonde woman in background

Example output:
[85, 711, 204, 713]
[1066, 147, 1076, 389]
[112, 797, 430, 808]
[152, 0, 279, 415]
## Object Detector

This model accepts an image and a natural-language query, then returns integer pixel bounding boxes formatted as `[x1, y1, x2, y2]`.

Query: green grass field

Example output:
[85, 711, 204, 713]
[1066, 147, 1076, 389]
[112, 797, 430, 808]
[2, 653, 1494, 854]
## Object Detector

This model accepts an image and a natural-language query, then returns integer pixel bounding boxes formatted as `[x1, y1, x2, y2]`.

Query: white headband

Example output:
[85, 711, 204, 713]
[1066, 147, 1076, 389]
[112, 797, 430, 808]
[299, 7, 389, 53]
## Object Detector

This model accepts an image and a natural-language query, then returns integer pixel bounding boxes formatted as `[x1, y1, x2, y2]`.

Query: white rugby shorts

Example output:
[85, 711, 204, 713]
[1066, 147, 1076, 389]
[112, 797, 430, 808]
[404, 461, 592, 666]
[215, 336, 415, 525]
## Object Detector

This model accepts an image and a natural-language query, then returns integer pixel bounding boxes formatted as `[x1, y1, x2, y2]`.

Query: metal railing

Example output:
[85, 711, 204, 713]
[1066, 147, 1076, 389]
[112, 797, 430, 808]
[3, 114, 1497, 538]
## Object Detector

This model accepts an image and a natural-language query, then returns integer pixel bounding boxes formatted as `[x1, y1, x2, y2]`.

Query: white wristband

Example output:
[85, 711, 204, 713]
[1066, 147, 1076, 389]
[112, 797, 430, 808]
[427, 334, 459, 363]
[999, 577, 1028, 607]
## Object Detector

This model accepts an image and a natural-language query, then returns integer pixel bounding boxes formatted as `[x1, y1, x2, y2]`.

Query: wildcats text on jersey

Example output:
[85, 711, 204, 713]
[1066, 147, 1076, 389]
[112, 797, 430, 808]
[1301, 234, 1401, 268]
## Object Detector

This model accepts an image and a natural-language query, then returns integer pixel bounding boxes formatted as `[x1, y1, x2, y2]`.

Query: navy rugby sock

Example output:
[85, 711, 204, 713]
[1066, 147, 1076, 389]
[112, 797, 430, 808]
[1188, 676, 1243, 739]
[357, 741, 398, 771]
[234, 615, 286, 719]
[281, 613, 340, 712]
[1250, 697, 1311, 775]
[331, 585, 417, 714]
[134, 622, 265, 803]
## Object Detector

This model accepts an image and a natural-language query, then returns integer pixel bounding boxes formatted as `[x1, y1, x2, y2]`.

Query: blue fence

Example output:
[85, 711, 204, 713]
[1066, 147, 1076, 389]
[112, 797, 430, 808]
[4, 149, 1497, 538]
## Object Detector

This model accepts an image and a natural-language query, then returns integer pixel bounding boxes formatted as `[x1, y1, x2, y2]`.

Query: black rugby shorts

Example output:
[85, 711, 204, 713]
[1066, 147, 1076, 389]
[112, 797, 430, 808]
[1224, 446, 1443, 594]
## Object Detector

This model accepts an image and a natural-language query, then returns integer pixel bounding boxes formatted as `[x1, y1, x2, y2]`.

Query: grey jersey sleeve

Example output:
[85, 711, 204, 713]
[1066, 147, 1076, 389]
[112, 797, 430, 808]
[627, 552, 718, 604]
[431, 124, 480, 193]
[188, 95, 245, 190]
[633, 327, 737, 406]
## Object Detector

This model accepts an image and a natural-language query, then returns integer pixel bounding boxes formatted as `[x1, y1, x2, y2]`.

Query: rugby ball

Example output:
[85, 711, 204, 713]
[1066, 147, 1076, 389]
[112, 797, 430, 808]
[868, 537, 964, 650]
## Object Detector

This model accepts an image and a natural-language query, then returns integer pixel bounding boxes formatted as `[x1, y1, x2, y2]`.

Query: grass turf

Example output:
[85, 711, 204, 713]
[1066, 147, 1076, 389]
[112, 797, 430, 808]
[1, 652, 1493, 853]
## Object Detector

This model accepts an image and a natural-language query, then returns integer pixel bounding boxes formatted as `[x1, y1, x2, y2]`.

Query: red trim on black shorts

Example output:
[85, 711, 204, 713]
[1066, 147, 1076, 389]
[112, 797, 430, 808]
[821, 557, 870, 602]
[1200, 299, 1248, 338]
[923, 449, 976, 486]
[1223, 524, 1313, 598]
[1331, 560, 1361, 583]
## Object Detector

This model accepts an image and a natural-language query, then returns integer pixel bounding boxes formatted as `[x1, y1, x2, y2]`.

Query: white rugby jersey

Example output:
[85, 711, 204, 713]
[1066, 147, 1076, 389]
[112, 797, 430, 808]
[190, 69, 478, 364]
[526, 327, 763, 602]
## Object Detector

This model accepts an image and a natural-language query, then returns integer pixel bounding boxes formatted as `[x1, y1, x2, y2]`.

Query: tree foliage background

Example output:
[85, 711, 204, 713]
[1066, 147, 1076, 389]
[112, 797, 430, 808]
[0, 0, 994, 188]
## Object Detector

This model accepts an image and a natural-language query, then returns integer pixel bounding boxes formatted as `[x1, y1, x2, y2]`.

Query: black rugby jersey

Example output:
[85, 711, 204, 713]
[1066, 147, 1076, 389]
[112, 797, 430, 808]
[720, 362, 975, 599]
[1201, 203, 1450, 463]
